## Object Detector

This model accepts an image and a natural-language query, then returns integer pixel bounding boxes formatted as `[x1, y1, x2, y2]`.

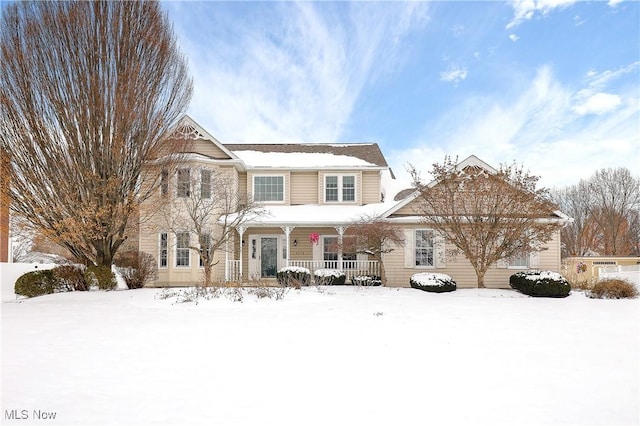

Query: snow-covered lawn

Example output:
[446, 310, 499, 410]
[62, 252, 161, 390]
[2, 287, 638, 426]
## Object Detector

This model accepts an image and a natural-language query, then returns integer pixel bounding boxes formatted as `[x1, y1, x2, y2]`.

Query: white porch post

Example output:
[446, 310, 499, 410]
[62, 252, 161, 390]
[237, 225, 246, 281]
[280, 225, 295, 267]
[335, 226, 346, 271]
[224, 238, 229, 281]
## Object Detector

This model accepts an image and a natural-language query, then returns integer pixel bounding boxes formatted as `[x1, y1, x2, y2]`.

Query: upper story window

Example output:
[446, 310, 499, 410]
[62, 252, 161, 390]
[325, 175, 356, 202]
[200, 169, 212, 199]
[177, 169, 190, 198]
[415, 229, 434, 267]
[254, 175, 284, 202]
[160, 170, 169, 197]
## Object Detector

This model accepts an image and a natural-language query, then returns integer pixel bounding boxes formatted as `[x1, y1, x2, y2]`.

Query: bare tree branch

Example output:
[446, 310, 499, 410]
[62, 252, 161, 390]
[0, 1, 192, 266]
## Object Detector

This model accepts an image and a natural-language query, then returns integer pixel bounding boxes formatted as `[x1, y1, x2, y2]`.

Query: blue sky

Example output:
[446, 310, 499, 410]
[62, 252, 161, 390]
[164, 0, 639, 188]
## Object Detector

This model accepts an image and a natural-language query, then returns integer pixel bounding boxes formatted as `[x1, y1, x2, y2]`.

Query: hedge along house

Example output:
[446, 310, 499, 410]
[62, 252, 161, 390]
[139, 116, 571, 288]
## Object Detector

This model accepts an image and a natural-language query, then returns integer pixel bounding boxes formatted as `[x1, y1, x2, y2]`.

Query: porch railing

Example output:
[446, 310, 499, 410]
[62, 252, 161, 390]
[224, 260, 379, 283]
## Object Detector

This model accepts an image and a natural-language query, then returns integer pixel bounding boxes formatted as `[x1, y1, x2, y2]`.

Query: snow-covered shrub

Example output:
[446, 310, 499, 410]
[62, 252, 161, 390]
[313, 269, 346, 285]
[114, 251, 158, 289]
[351, 274, 382, 286]
[14, 270, 60, 297]
[53, 265, 88, 291]
[410, 272, 456, 293]
[276, 266, 311, 288]
[85, 265, 116, 290]
[588, 278, 638, 299]
[509, 270, 570, 298]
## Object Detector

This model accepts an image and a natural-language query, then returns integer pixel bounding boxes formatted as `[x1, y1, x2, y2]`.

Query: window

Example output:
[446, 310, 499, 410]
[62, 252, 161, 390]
[199, 234, 211, 267]
[323, 236, 357, 269]
[160, 170, 168, 197]
[326, 176, 338, 201]
[200, 169, 212, 199]
[323, 237, 339, 269]
[325, 175, 356, 202]
[509, 254, 529, 268]
[176, 232, 190, 267]
[177, 169, 190, 197]
[415, 229, 434, 267]
[159, 232, 168, 268]
[254, 176, 284, 202]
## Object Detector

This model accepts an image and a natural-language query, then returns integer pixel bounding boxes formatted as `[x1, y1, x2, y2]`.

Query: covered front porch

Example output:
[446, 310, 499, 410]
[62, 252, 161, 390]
[224, 224, 379, 283]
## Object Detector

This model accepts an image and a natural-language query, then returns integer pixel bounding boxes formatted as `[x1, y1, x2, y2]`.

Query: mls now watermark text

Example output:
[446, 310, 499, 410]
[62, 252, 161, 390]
[5, 409, 57, 421]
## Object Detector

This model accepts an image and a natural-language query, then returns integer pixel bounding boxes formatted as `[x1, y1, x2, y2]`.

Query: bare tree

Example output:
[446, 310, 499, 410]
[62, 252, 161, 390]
[410, 157, 561, 288]
[342, 216, 404, 285]
[0, 1, 192, 267]
[550, 181, 599, 257]
[587, 168, 640, 255]
[158, 169, 263, 287]
[551, 167, 640, 256]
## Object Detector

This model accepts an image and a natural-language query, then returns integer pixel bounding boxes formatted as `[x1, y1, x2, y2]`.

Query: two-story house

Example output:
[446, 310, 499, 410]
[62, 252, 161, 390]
[139, 116, 570, 288]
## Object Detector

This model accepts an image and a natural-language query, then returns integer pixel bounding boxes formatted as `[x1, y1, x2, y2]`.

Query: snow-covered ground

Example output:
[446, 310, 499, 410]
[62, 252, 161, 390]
[2, 287, 638, 426]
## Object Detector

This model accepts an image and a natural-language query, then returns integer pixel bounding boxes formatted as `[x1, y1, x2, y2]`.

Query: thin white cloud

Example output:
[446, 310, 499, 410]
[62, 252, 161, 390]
[574, 93, 621, 115]
[506, 0, 577, 29]
[509, 34, 519, 42]
[170, 2, 430, 143]
[607, 0, 623, 7]
[392, 64, 639, 188]
[440, 65, 468, 85]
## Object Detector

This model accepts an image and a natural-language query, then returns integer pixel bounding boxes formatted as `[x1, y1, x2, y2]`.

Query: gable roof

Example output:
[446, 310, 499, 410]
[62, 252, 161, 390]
[224, 143, 389, 169]
[170, 115, 240, 161]
[381, 155, 569, 223]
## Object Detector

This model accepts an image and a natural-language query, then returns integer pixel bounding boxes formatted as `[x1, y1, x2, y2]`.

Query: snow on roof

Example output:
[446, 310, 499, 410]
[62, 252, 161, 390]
[243, 202, 398, 226]
[233, 150, 378, 168]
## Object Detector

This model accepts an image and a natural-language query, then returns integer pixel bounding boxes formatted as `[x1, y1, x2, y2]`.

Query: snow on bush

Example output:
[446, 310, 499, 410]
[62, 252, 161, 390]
[351, 275, 382, 286]
[313, 269, 346, 285]
[510, 270, 570, 298]
[276, 267, 311, 288]
[410, 272, 456, 293]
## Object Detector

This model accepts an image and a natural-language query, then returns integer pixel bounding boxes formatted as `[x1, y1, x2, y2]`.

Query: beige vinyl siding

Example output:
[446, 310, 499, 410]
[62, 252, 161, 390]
[237, 172, 247, 200]
[191, 139, 232, 159]
[384, 227, 564, 289]
[290, 171, 318, 205]
[361, 170, 381, 204]
[391, 199, 421, 216]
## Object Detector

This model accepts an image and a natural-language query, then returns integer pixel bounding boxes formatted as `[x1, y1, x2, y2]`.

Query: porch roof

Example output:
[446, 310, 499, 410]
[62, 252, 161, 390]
[241, 203, 396, 227]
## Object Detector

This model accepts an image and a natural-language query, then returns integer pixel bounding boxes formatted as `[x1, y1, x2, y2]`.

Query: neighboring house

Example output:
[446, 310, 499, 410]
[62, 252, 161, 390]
[139, 116, 570, 288]
[562, 256, 640, 283]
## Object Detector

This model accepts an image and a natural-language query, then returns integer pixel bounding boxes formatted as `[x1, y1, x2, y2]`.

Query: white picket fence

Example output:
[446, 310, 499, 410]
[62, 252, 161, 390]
[598, 264, 640, 288]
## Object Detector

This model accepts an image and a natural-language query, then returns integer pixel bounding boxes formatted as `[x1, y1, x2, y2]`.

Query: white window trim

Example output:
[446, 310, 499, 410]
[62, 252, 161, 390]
[324, 174, 357, 203]
[175, 231, 191, 268]
[414, 228, 436, 269]
[252, 174, 286, 204]
[199, 234, 212, 268]
[159, 232, 168, 269]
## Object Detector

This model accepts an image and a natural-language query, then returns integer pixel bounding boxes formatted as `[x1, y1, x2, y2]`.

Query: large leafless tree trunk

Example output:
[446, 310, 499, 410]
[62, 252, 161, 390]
[0, 1, 192, 266]
[410, 157, 562, 288]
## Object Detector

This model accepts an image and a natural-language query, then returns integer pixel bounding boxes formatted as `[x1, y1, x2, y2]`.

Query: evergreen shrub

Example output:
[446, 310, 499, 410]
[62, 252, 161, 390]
[86, 265, 116, 290]
[410, 272, 456, 293]
[509, 270, 571, 298]
[313, 269, 346, 285]
[14, 269, 59, 297]
[276, 267, 311, 288]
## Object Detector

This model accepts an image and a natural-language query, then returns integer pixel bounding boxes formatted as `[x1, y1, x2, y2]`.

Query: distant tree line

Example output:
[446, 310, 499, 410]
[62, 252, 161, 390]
[551, 167, 640, 257]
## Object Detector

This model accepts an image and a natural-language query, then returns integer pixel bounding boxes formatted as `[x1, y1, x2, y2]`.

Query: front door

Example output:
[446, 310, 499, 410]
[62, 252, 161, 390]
[260, 237, 278, 278]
